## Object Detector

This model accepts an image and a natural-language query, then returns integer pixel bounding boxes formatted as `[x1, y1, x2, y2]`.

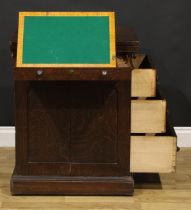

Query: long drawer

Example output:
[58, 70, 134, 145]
[130, 134, 176, 173]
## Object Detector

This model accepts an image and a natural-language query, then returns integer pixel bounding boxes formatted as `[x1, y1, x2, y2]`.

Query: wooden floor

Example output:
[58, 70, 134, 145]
[0, 148, 191, 210]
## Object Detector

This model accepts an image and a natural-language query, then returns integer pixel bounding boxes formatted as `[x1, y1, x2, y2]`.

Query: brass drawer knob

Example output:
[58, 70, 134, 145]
[102, 70, 108, 76]
[36, 69, 43, 76]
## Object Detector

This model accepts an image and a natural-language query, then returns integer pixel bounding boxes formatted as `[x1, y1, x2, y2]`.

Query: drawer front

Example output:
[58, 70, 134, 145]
[132, 69, 156, 97]
[130, 135, 176, 173]
[131, 100, 166, 133]
[14, 68, 132, 81]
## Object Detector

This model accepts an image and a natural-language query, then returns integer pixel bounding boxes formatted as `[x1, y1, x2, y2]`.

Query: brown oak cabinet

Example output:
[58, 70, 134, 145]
[10, 27, 138, 195]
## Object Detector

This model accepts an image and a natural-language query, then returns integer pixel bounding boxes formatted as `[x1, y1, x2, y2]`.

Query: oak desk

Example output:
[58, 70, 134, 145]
[10, 14, 139, 195]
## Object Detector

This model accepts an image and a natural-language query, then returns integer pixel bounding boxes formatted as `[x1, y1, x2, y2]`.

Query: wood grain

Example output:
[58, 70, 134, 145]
[132, 69, 156, 97]
[0, 148, 190, 209]
[12, 79, 133, 194]
[14, 67, 132, 81]
[130, 135, 176, 173]
[131, 100, 166, 133]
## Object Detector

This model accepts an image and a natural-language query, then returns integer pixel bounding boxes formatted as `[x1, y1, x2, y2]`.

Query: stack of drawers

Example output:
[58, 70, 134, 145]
[118, 54, 177, 173]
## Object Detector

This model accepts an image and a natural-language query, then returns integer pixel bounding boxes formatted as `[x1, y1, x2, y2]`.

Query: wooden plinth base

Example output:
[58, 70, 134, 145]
[11, 171, 134, 196]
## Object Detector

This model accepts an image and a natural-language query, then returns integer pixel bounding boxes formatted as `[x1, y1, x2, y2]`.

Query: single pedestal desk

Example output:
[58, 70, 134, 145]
[10, 13, 139, 195]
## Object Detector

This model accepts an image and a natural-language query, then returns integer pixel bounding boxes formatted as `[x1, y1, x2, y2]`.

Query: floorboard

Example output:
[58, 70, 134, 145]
[0, 148, 191, 210]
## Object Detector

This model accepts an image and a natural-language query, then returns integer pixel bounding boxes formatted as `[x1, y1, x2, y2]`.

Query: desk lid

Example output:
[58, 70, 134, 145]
[16, 12, 116, 68]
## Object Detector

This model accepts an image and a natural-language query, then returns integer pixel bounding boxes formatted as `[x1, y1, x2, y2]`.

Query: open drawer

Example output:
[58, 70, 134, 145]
[131, 99, 166, 133]
[130, 125, 176, 173]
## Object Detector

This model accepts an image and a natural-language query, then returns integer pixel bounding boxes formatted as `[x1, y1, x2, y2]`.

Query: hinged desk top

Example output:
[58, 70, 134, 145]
[11, 12, 139, 81]
[16, 12, 116, 68]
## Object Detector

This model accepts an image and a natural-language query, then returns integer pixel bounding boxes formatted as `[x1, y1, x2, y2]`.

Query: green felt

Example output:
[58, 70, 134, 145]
[22, 16, 111, 64]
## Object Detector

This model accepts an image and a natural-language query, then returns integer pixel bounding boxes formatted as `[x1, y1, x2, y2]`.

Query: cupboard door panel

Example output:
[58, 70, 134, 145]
[70, 82, 118, 164]
[70, 81, 131, 176]
[28, 82, 70, 163]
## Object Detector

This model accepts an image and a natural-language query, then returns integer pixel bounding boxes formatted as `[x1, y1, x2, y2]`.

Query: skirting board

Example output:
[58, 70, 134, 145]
[0, 127, 15, 147]
[174, 127, 191, 147]
[0, 126, 190, 147]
